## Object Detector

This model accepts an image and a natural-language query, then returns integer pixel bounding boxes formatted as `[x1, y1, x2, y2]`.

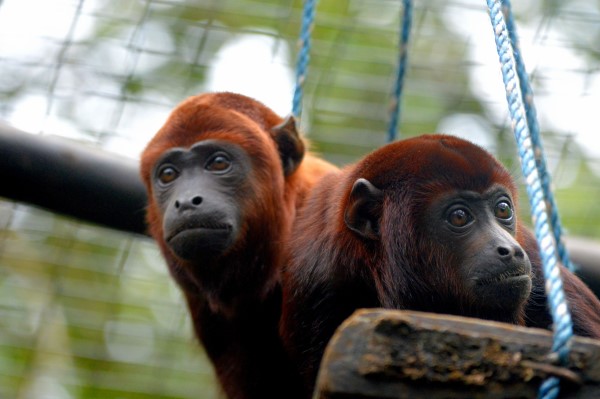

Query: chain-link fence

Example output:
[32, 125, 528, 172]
[1, 0, 600, 397]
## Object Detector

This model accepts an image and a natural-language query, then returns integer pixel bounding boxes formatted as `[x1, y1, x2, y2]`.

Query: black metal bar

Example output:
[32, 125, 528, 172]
[0, 122, 599, 296]
[0, 122, 148, 235]
[566, 236, 600, 297]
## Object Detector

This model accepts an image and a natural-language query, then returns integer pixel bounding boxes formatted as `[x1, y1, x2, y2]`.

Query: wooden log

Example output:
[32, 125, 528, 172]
[315, 309, 600, 399]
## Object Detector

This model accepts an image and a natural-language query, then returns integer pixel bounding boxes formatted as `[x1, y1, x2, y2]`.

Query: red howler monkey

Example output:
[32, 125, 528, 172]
[280, 134, 600, 397]
[140, 92, 337, 399]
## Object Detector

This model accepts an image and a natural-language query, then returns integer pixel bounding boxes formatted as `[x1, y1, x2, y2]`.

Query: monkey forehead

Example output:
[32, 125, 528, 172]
[354, 134, 515, 194]
[140, 97, 282, 182]
[156, 103, 275, 150]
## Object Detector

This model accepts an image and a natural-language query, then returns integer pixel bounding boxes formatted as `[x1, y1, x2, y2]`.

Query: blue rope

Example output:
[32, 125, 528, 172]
[292, 0, 317, 119]
[387, 0, 413, 143]
[486, 1, 573, 398]
[502, 0, 575, 272]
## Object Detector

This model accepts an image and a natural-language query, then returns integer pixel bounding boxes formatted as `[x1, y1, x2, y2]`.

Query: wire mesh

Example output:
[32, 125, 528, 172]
[1, 0, 600, 397]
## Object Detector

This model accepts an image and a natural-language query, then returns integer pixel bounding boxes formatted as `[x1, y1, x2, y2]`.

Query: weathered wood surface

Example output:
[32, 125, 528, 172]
[315, 309, 600, 399]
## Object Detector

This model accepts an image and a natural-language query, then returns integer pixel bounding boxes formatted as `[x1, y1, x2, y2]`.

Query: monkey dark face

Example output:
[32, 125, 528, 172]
[425, 185, 532, 310]
[151, 140, 251, 261]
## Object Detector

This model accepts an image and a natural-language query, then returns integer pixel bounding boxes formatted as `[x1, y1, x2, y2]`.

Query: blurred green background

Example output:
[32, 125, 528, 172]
[1, 0, 600, 398]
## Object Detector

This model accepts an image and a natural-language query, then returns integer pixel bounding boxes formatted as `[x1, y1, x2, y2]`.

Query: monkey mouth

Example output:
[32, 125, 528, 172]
[166, 223, 235, 261]
[475, 270, 530, 286]
[471, 267, 532, 308]
[167, 222, 232, 242]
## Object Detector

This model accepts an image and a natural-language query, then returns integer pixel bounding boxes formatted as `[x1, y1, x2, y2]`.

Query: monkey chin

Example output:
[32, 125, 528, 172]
[167, 227, 235, 261]
[471, 269, 533, 310]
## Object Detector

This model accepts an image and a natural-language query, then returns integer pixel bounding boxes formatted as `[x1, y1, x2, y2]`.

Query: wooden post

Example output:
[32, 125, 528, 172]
[315, 309, 600, 398]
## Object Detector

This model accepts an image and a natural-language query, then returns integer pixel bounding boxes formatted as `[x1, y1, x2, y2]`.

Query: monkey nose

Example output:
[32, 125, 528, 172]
[497, 246, 510, 257]
[497, 244, 525, 259]
[174, 195, 203, 210]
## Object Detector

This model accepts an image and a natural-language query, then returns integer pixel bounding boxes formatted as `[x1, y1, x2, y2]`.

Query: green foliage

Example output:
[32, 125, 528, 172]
[1, 0, 600, 397]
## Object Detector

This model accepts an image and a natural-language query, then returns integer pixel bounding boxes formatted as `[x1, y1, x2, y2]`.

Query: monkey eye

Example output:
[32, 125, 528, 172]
[494, 201, 513, 220]
[447, 208, 473, 228]
[157, 166, 179, 184]
[206, 154, 231, 172]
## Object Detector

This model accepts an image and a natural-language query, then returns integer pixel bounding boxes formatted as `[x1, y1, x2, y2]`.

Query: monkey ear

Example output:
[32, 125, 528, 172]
[344, 178, 383, 240]
[271, 115, 306, 176]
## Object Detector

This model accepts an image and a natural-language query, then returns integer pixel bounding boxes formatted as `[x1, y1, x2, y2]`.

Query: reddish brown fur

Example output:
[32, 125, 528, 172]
[140, 92, 337, 399]
[280, 134, 600, 396]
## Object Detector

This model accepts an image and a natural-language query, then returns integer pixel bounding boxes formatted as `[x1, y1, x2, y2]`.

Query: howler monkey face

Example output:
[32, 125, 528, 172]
[151, 140, 253, 262]
[425, 184, 533, 310]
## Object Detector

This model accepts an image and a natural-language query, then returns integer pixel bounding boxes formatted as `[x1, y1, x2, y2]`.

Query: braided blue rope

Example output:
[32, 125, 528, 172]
[292, 0, 317, 119]
[486, 1, 573, 398]
[502, 0, 575, 272]
[387, 0, 413, 143]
